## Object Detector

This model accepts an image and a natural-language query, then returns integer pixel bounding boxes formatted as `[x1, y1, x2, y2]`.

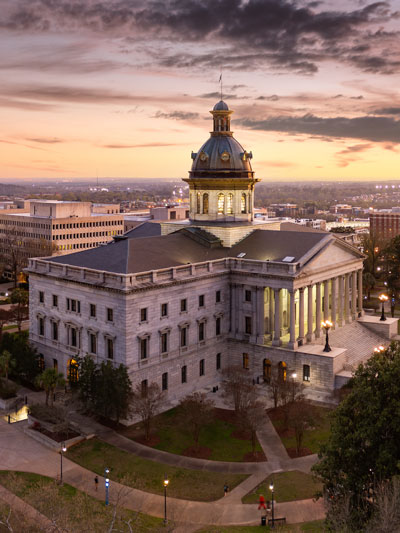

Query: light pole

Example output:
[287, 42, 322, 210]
[60, 442, 66, 485]
[163, 474, 169, 525]
[269, 481, 274, 528]
[104, 468, 110, 505]
[290, 372, 297, 402]
[321, 320, 332, 353]
[374, 345, 385, 354]
[379, 294, 388, 321]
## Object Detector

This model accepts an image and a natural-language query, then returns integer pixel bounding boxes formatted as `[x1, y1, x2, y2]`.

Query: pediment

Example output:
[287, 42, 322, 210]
[301, 239, 363, 275]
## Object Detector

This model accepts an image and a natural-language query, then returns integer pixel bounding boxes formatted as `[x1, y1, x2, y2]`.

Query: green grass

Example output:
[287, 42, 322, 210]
[66, 438, 248, 501]
[197, 520, 325, 532]
[269, 406, 332, 455]
[0, 471, 163, 533]
[242, 471, 322, 504]
[123, 406, 264, 462]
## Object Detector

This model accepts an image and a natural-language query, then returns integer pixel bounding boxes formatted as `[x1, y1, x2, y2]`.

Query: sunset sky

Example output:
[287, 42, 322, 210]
[1, 0, 400, 181]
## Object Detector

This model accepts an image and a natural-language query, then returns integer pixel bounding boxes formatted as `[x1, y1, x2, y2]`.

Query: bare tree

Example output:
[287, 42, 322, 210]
[179, 392, 214, 447]
[222, 365, 253, 413]
[237, 388, 265, 455]
[10, 289, 29, 332]
[288, 400, 318, 456]
[131, 382, 164, 442]
[366, 478, 400, 533]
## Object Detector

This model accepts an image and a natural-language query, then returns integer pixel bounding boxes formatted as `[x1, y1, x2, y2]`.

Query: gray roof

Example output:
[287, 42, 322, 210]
[213, 100, 229, 111]
[191, 135, 252, 175]
[125, 222, 161, 239]
[47, 228, 332, 275]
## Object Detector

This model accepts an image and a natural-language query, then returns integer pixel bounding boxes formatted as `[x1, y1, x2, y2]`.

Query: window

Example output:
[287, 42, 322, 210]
[53, 358, 58, 371]
[107, 338, 114, 360]
[181, 365, 187, 384]
[39, 354, 45, 371]
[180, 299, 187, 312]
[243, 353, 249, 370]
[216, 353, 221, 370]
[215, 290, 221, 303]
[199, 359, 205, 376]
[303, 364, 310, 382]
[198, 321, 205, 342]
[227, 193, 233, 214]
[107, 308, 113, 322]
[52, 295, 58, 307]
[241, 193, 247, 214]
[140, 308, 147, 322]
[196, 193, 201, 214]
[199, 294, 205, 308]
[140, 338, 148, 360]
[141, 379, 148, 397]
[170, 211, 176, 220]
[245, 316, 252, 335]
[217, 193, 225, 214]
[39, 291, 44, 303]
[67, 298, 80, 313]
[245, 290, 252, 302]
[161, 332, 168, 354]
[215, 317, 221, 336]
[70, 327, 77, 347]
[89, 333, 97, 354]
[180, 326, 187, 347]
[52, 321, 58, 341]
[161, 303, 168, 317]
[203, 193, 209, 214]
[162, 372, 168, 391]
[90, 304, 96, 318]
[38, 317, 44, 336]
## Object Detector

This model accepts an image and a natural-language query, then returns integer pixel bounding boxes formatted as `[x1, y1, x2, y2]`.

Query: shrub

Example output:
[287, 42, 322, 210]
[0, 378, 17, 399]
[29, 404, 66, 424]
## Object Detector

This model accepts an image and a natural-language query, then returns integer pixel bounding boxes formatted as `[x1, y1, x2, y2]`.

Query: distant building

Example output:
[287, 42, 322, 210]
[150, 206, 189, 221]
[369, 212, 400, 239]
[295, 219, 327, 231]
[329, 204, 353, 215]
[270, 203, 298, 217]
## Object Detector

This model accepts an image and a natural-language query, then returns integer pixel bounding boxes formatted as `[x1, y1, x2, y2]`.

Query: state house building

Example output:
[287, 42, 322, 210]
[27, 101, 395, 404]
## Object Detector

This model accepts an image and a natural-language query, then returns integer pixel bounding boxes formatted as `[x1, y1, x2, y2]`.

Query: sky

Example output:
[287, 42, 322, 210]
[1, 0, 400, 181]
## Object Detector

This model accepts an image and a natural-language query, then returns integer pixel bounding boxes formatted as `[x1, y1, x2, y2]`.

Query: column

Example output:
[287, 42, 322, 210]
[256, 287, 265, 344]
[344, 274, 351, 323]
[351, 271, 357, 320]
[324, 280, 329, 320]
[331, 277, 337, 328]
[235, 283, 241, 333]
[269, 288, 274, 338]
[338, 275, 344, 327]
[315, 282, 321, 338]
[230, 283, 236, 334]
[288, 289, 297, 350]
[307, 285, 314, 342]
[358, 269, 363, 316]
[298, 288, 305, 344]
[272, 288, 282, 347]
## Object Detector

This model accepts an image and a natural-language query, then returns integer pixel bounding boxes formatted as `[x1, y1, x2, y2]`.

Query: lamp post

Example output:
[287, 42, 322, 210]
[269, 481, 274, 528]
[60, 442, 67, 485]
[379, 294, 388, 321]
[321, 320, 333, 353]
[163, 474, 169, 525]
[374, 345, 385, 354]
[104, 468, 110, 506]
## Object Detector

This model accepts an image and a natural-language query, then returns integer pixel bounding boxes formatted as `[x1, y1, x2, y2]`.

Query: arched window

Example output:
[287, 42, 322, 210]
[227, 193, 233, 214]
[39, 354, 45, 372]
[217, 193, 225, 214]
[68, 358, 79, 384]
[241, 193, 247, 214]
[243, 353, 249, 370]
[278, 361, 287, 382]
[196, 193, 201, 214]
[203, 193, 209, 214]
[263, 359, 271, 382]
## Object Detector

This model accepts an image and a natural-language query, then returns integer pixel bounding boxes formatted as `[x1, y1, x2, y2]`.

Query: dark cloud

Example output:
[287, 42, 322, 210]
[335, 143, 373, 167]
[198, 92, 237, 100]
[257, 95, 280, 101]
[374, 107, 400, 115]
[154, 111, 200, 121]
[238, 113, 400, 143]
[26, 137, 64, 144]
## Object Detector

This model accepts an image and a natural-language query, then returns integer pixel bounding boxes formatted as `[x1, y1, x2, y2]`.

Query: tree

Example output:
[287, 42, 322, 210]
[76, 354, 97, 409]
[35, 368, 66, 407]
[91, 361, 132, 423]
[313, 341, 400, 530]
[131, 382, 164, 442]
[179, 392, 214, 446]
[222, 365, 253, 413]
[237, 388, 265, 455]
[363, 271, 376, 300]
[288, 400, 318, 456]
[0, 350, 15, 381]
[360, 232, 383, 277]
[10, 289, 29, 332]
[0, 308, 12, 342]
[0, 331, 41, 383]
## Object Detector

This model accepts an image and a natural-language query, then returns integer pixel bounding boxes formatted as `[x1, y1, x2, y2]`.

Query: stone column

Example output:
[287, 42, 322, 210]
[230, 283, 236, 334]
[338, 275, 344, 327]
[324, 280, 329, 320]
[358, 269, 363, 316]
[269, 288, 274, 337]
[344, 274, 351, 323]
[288, 289, 297, 350]
[315, 282, 321, 338]
[352, 271, 357, 320]
[256, 287, 265, 344]
[307, 285, 314, 342]
[298, 288, 305, 344]
[272, 288, 282, 347]
[235, 283, 241, 333]
[331, 277, 337, 328]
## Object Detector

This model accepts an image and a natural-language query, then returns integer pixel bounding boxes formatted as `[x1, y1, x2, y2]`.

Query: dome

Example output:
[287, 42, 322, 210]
[213, 100, 229, 111]
[191, 136, 253, 175]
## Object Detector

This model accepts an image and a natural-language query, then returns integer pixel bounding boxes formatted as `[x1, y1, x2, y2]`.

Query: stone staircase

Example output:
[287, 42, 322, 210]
[315, 320, 387, 370]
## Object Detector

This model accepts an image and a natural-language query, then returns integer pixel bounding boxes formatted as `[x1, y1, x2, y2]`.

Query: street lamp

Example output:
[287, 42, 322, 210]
[269, 481, 275, 529]
[104, 468, 110, 506]
[321, 320, 333, 353]
[379, 294, 388, 321]
[163, 474, 169, 525]
[60, 442, 67, 485]
[374, 345, 385, 354]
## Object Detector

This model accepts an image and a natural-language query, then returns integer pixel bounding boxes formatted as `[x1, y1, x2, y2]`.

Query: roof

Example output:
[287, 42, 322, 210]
[191, 135, 252, 174]
[47, 228, 332, 275]
[124, 222, 161, 238]
[213, 100, 229, 111]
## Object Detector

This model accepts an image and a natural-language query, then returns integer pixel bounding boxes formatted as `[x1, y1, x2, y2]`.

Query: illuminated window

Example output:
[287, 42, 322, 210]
[218, 193, 225, 214]
[197, 193, 201, 214]
[243, 353, 249, 369]
[241, 193, 246, 214]
[203, 193, 209, 214]
[227, 193, 233, 214]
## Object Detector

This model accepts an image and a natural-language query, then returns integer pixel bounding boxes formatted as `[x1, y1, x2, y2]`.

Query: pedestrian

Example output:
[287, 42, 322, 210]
[258, 494, 267, 510]
[224, 483, 229, 496]
[94, 475, 99, 491]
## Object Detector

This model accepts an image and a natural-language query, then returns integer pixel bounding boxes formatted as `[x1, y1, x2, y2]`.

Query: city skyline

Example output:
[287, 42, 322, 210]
[1, 0, 400, 181]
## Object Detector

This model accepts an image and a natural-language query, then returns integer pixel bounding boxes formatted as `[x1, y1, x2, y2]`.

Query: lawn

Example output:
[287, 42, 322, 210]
[121, 406, 265, 462]
[198, 520, 325, 532]
[268, 405, 332, 457]
[66, 438, 248, 501]
[0, 471, 163, 533]
[241, 471, 322, 504]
